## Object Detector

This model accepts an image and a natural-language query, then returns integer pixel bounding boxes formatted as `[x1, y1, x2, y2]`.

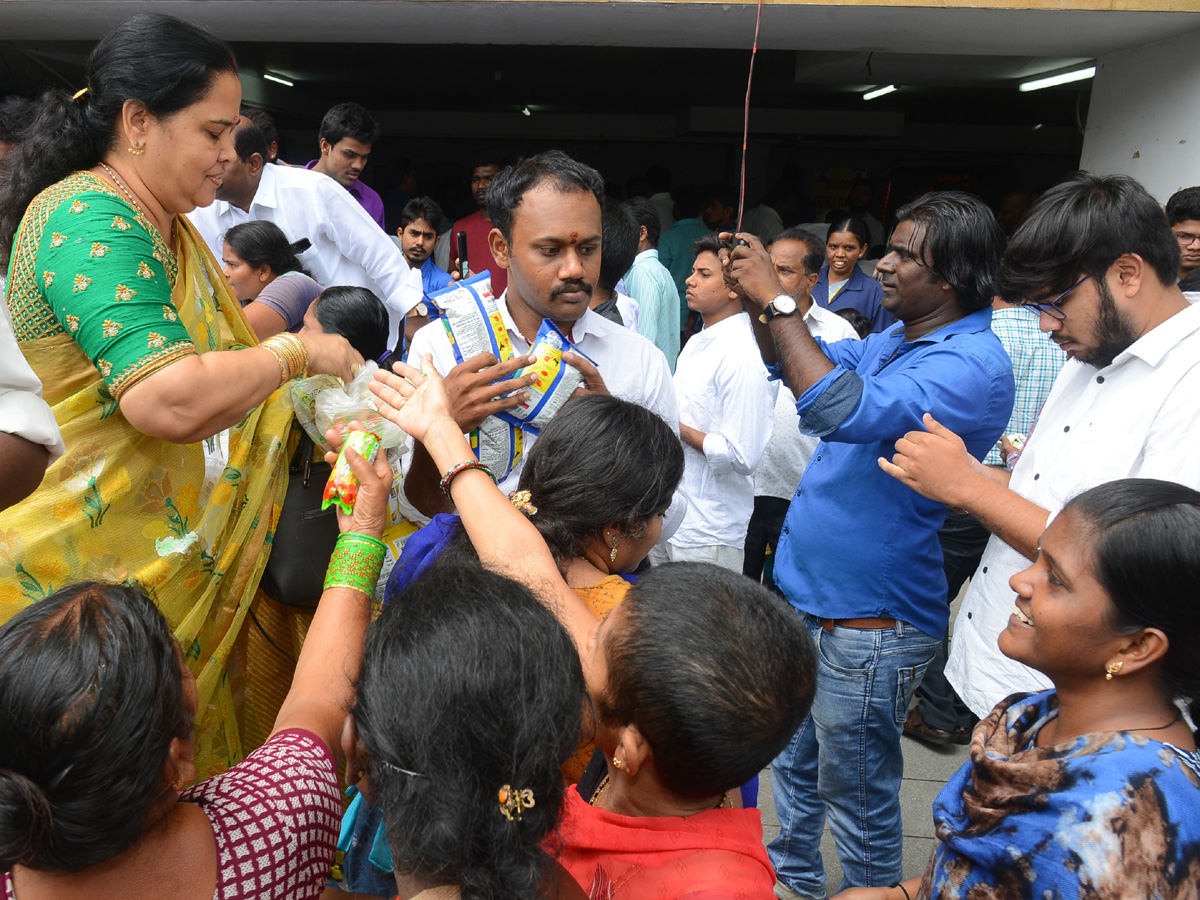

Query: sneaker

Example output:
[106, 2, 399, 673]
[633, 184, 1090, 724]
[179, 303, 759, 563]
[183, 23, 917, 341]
[903, 706, 971, 746]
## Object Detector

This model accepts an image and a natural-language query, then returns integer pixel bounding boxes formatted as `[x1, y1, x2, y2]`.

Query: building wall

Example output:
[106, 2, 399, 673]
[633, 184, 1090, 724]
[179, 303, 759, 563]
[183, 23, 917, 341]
[1080, 27, 1200, 203]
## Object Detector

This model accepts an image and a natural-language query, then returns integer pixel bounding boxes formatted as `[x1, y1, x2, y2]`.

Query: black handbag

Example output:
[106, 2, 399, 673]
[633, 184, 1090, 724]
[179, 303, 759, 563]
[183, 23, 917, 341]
[260, 431, 340, 609]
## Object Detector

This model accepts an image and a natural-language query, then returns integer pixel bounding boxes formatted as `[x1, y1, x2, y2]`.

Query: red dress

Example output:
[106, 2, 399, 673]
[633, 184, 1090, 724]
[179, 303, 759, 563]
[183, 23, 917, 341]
[554, 784, 777, 899]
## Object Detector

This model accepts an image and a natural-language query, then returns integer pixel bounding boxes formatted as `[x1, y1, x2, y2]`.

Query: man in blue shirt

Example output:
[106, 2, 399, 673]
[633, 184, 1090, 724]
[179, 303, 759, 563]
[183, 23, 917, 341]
[623, 197, 681, 369]
[726, 193, 1014, 899]
[396, 197, 454, 353]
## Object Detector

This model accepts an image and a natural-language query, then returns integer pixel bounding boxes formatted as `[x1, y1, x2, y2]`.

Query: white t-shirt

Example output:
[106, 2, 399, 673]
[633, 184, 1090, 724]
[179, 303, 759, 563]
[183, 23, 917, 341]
[670, 311, 777, 549]
[948, 299, 1200, 716]
[755, 303, 859, 500]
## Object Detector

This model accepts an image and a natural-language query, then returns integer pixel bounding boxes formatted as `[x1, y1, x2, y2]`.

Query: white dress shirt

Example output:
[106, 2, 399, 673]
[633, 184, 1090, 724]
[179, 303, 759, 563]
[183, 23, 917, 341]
[671, 311, 777, 549]
[406, 290, 679, 494]
[615, 291, 640, 332]
[948, 300, 1200, 716]
[0, 302, 65, 461]
[755, 303, 859, 500]
[188, 164, 422, 347]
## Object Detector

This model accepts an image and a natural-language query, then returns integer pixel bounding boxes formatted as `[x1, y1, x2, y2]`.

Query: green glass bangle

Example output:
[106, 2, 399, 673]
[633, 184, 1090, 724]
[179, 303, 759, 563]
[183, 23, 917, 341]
[324, 532, 387, 595]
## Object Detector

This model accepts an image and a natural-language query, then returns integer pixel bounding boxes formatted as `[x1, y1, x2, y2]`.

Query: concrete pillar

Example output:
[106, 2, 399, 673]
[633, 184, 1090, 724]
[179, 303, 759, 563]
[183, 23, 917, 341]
[1080, 27, 1200, 203]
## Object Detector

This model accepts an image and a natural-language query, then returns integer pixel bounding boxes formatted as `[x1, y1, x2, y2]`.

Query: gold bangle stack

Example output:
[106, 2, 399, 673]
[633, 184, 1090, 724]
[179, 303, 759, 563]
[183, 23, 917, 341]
[260, 333, 309, 385]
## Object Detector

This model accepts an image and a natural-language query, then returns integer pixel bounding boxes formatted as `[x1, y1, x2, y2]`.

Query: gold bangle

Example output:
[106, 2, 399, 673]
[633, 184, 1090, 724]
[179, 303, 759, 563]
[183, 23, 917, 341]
[260, 334, 309, 385]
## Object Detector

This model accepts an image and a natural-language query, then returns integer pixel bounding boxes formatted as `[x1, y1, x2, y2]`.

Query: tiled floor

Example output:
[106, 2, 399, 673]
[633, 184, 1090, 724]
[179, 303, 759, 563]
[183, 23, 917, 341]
[758, 733, 970, 897]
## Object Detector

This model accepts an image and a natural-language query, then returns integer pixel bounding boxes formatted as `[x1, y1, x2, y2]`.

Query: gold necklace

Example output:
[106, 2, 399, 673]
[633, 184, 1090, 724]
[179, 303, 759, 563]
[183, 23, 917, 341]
[98, 162, 143, 214]
[588, 775, 733, 811]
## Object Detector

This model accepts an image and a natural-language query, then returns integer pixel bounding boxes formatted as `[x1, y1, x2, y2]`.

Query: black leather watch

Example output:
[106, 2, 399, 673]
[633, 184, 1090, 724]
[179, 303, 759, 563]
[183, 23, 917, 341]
[762, 293, 799, 322]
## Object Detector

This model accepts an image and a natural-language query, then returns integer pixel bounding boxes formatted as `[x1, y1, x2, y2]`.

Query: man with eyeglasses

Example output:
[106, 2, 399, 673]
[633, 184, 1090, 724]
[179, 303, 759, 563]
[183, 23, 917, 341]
[725, 192, 1014, 899]
[1166, 186, 1200, 290]
[882, 171, 1200, 720]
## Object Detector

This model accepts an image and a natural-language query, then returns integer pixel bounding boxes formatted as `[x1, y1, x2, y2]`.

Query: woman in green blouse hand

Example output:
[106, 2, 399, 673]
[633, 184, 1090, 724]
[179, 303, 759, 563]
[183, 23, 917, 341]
[0, 13, 360, 777]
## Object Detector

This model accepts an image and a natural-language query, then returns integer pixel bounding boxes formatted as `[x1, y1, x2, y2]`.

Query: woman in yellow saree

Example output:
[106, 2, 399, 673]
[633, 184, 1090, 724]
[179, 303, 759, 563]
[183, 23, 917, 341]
[0, 13, 361, 778]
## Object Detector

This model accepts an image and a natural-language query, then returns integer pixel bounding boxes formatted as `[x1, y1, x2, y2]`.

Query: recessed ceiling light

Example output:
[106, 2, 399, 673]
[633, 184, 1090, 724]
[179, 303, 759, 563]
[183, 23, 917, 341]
[263, 72, 294, 87]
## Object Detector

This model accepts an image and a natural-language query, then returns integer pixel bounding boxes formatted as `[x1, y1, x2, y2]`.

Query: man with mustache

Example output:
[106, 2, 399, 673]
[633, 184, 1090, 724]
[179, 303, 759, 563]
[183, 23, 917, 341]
[881, 172, 1200, 722]
[395, 197, 453, 352]
[725, 192, 1014, 899]
[402, 150, 678, 514]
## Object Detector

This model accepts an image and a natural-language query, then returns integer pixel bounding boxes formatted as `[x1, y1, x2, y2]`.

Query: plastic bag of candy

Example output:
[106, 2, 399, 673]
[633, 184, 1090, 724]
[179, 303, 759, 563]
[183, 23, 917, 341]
[495, 319, 592, 434]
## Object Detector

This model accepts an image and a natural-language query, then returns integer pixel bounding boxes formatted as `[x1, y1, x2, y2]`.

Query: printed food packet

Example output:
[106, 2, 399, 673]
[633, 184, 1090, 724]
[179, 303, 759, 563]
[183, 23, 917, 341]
[495, 319, 592, 434]
[428, 273, 514, 365]
[469, 415, 524, 482]
[286, 361, 409, 452]
[322, 429, 381, 515]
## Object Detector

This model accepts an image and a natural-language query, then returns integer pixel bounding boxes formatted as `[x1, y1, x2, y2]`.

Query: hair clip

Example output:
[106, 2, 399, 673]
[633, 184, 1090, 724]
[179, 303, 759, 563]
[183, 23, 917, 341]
[508, 490, 538, 517]
[377, 758, 425, 778]
[73, 86, 90, 103]
[498, 784, 535, 821]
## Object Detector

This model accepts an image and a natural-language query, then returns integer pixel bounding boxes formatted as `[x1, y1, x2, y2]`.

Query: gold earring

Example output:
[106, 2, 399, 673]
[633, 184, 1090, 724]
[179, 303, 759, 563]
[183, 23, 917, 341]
[612, 756, 622, 770]
[170, 779, 183, 791]
[128, 141, 145, 156]
[610, 535, 619, 563]
[1105, 661, 1123, 681]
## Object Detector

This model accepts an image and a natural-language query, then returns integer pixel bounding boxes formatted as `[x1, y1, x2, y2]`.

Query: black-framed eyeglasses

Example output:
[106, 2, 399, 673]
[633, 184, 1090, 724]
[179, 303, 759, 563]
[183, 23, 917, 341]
[1022, 272, 1094, 321]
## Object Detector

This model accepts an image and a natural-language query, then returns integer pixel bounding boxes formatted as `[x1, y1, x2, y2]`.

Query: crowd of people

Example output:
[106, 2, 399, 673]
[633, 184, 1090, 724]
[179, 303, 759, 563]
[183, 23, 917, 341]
[0, 12, 1198, 900]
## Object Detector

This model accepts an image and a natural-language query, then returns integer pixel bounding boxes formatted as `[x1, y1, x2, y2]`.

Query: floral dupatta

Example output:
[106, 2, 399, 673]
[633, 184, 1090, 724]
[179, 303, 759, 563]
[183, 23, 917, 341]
[0, 175, 293, 778]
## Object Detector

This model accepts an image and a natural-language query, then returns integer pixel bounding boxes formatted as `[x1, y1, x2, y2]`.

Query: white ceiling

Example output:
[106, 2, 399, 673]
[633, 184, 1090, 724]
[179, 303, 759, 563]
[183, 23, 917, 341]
[1, 1, 1197, 61]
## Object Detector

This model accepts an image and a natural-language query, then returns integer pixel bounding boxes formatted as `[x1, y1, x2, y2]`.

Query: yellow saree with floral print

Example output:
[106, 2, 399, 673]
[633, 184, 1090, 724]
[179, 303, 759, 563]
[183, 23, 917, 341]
[1, 172, 293, 778]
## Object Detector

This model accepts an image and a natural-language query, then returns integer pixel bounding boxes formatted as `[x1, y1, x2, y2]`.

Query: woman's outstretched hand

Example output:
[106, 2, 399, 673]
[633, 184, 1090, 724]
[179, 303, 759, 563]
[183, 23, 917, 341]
[370, 355, 456, 445]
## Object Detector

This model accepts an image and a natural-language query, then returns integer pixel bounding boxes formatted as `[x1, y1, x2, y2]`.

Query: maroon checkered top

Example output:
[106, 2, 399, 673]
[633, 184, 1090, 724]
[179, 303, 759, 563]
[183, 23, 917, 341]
[184, 728, 341, 899]
[3, 730, 339, 899]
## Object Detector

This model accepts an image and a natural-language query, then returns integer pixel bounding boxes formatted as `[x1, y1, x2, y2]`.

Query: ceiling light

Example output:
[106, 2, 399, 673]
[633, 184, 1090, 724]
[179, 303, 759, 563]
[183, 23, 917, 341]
[263, 72, 294, 87]
[522, 106, 531, 116]
[1019, 67, 1095, 93]
[863, 85, 897, 101]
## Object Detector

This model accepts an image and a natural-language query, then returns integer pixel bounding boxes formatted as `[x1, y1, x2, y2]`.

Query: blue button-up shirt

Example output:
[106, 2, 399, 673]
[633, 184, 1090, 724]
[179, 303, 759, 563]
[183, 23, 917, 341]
[417, 255, 453, 307]
[773, 307, 1014, 638]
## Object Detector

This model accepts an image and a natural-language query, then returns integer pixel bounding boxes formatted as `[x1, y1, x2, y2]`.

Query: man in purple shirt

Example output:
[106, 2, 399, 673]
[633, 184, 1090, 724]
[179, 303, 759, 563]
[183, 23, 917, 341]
[307, 102, 386, 230]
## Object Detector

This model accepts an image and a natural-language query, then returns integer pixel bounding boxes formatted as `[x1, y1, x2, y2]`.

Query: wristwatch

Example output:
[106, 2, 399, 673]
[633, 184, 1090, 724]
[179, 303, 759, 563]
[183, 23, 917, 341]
[762, 293, 799, 322]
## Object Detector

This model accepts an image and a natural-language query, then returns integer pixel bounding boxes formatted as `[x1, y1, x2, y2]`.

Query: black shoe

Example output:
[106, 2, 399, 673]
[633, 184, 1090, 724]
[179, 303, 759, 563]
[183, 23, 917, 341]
[904, 706, 971, 746]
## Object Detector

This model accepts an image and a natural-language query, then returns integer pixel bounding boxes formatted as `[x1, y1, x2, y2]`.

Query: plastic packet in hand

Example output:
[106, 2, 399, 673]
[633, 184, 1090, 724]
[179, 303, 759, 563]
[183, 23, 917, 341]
[286, 361, 409, 452]
[429, 273, 514, 365]
[469, 416, 524, 482]
[322, 429, 381, 514]
[495, 319, 591, 434]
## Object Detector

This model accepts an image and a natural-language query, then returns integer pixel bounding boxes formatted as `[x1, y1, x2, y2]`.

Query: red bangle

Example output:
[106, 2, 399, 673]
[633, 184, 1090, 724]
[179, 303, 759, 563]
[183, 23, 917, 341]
[439, 459, 496, 496]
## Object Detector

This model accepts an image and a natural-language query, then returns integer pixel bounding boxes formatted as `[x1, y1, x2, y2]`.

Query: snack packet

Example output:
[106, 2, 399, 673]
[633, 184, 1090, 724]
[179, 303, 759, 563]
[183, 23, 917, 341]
[469, 416, 524, 482]
[495, 319, 592, 434]
[286, 361, 408, 452]
[428, 273, 514, 365]
[322, 429, 382, 515]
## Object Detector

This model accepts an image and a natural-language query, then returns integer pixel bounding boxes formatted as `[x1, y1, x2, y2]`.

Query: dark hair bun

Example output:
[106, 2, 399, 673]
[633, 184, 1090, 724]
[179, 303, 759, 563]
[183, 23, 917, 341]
[0, 769, 53, 870]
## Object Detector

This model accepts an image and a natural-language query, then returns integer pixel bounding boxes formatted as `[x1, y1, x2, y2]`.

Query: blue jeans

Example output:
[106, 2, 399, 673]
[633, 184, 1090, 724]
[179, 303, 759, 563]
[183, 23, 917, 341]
[769, 613, 939, 896]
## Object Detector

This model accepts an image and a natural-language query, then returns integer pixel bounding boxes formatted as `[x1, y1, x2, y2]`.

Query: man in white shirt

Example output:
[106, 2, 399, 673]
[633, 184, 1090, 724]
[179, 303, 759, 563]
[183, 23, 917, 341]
[657, 234, 776, 572]
[882, 171, 1200, 717]
[401, 150, 678, 516]
[745, 228, 858, 585]
[188, 113, 422, 351]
